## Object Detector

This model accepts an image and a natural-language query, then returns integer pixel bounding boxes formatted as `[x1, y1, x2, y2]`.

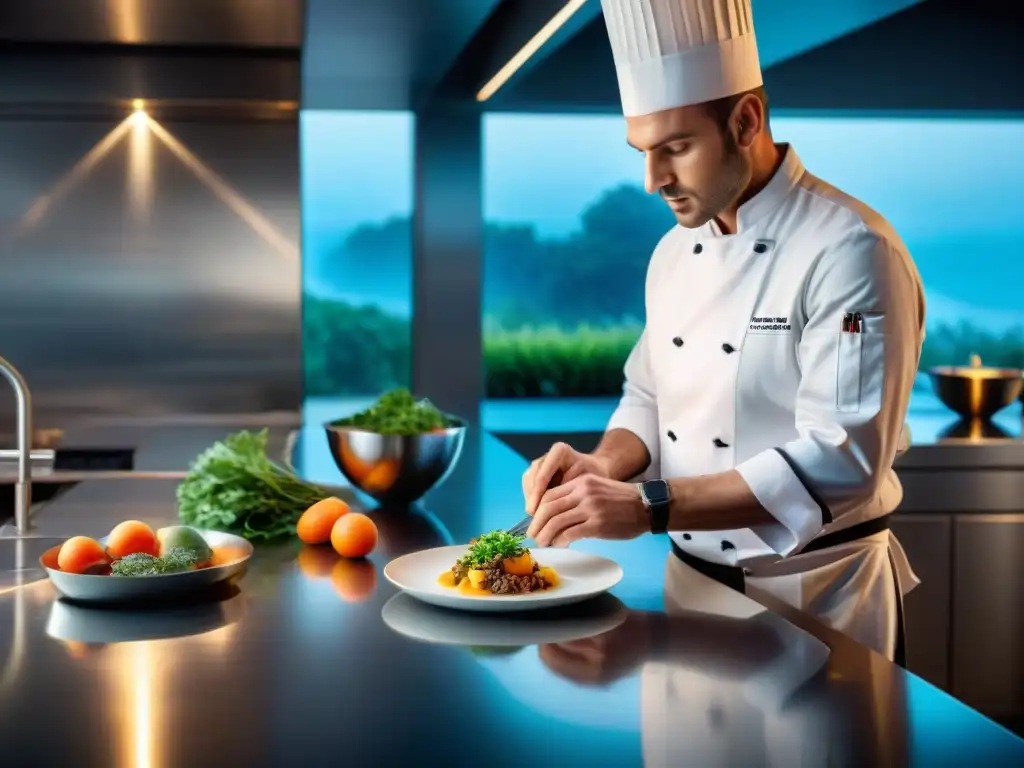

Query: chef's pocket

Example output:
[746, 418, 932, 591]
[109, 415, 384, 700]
[836, 333, 863, 412]
[836, 313, 885, 413]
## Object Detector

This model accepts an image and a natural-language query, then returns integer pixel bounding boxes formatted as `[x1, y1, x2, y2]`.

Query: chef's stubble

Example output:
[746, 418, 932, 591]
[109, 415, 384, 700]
[663, 128, 751, 229]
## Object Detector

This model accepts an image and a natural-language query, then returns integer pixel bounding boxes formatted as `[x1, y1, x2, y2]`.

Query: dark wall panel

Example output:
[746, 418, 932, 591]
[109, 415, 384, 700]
[762, 0, 1024, 111]
[495, 0, 1023, 113]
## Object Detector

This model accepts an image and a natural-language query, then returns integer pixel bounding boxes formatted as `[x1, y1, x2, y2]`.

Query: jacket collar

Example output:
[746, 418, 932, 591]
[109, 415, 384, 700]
[703, 143, 804, 238]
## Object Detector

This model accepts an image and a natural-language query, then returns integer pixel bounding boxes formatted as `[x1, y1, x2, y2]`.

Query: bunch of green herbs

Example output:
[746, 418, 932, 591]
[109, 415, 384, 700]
[458, 530, 527, 568]
[329, 388, 455, 436]
[176, 428, 327, 541]
[111, 547, 198, 577]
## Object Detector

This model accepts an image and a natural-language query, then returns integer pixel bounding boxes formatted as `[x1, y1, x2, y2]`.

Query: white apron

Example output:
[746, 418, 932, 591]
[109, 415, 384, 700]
[607, 144, 926, 661]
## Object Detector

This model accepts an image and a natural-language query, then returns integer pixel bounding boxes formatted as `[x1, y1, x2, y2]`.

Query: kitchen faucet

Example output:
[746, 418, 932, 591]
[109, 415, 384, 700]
[0, 355, 32, 534]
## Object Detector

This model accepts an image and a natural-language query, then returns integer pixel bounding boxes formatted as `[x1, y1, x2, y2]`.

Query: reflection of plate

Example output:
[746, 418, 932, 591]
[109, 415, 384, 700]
[40, 529, 252, 604]
[381, 591, 627, 647]
[383, 545, 623, 612]
[46, 584, 245, 644]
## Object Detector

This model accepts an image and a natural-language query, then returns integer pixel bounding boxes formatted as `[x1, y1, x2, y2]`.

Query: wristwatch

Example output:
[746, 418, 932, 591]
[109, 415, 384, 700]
[637, 479, 671, 534]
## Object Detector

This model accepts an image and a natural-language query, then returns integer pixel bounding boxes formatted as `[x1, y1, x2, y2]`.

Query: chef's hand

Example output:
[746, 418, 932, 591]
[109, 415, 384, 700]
[522, 442, 611, 516]
[526, 473, 647, 546]
[539, 612, 652, 686]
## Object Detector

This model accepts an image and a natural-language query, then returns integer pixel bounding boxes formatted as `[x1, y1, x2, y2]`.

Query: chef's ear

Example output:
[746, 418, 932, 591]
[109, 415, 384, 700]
[732, 94, 764, 148]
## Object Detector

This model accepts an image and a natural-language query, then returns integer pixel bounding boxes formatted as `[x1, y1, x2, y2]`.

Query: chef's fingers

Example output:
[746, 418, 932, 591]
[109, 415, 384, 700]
[560, 460, 591, 483]
[530, 503, 587, 546]
[526, 443, 574, 514]
[521, 458, 541, 506]
[522, 461, 561, 514]
[551, 519, 594, 548]
[528, 492, 579, 543]
[537, 479, 574, 508]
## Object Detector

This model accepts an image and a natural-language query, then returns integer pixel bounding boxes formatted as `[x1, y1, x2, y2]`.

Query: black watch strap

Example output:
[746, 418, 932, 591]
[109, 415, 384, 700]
[639, 479, 671, 534]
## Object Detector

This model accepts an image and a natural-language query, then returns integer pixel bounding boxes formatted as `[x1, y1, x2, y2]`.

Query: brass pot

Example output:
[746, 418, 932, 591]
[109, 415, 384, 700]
[928, 363, 1023, 420]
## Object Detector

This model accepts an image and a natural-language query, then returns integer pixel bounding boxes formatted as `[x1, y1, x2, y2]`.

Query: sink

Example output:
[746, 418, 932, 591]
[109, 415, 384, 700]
[50, 448, 135, 473]
[0, 447, 135, 524]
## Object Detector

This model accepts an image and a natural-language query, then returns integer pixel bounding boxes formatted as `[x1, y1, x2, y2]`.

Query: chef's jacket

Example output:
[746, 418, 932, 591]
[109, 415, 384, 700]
[607, 144, 925, 615]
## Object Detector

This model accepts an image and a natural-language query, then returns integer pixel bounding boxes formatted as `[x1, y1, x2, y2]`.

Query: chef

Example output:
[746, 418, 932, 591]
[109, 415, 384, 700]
[523, 0, 926, 664]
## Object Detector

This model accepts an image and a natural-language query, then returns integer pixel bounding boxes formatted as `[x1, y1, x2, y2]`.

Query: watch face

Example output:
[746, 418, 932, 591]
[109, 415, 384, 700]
[644, 480, 670, 505]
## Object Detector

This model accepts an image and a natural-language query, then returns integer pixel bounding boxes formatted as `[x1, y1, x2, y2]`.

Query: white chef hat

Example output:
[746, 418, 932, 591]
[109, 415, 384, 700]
[600, 0, 764, 117]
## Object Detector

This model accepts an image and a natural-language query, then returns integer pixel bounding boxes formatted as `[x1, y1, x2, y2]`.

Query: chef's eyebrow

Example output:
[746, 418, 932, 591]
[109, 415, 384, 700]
[627, 131, 695, 151]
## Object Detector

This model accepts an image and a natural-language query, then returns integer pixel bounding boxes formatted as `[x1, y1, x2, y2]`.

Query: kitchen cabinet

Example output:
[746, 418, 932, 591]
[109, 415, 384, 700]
[951, 514, 1024, 733]
[493, 431, 602, 463]
[890, 514, 953, 690]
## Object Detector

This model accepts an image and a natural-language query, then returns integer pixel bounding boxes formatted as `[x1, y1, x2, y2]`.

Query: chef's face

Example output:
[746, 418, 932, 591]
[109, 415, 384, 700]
[626, 100, 754, 229]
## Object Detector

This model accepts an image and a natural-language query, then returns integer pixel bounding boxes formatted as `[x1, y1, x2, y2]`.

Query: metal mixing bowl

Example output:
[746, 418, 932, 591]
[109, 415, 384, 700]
[324, 422, 466, 504]
[928, 365, 1024, 419]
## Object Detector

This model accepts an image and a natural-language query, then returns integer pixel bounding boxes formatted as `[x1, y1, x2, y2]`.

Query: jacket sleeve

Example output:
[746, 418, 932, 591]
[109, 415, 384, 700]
[606, 326, 660, 475]
[734, 224, 925, 556]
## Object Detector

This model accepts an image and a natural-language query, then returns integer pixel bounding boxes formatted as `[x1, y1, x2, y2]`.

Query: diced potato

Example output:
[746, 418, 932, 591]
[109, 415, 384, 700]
[536, 566, 559, 587]
[502, 553, 534, 576]
[468, 569, 487, 588]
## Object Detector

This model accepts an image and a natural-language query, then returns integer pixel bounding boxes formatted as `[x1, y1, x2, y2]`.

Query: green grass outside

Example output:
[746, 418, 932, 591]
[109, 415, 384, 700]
[303, 297, 1024, 398]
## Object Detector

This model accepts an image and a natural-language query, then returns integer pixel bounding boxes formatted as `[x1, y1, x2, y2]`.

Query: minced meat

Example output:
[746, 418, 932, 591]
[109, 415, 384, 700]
[478, 555, 547, 594]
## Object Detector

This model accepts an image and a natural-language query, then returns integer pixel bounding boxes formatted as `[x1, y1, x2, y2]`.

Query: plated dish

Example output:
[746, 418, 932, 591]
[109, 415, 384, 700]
[40, 520, 252, 604]
[383, 532, 623, 613]
[439, 531, 559, 595]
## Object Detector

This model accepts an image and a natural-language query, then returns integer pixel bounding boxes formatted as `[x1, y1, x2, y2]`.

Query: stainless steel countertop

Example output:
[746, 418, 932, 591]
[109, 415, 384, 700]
[1, 423, 1022, 766]
[0, 469, 186, 483]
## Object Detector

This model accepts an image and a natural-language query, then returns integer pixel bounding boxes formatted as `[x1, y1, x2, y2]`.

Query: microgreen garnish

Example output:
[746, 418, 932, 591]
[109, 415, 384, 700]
[458, 530, 527, 568]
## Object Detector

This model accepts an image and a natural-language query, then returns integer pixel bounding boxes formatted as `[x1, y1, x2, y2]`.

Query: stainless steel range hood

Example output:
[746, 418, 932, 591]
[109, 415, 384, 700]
[0, 0, 301, 48]
[0, 0, 302, 107]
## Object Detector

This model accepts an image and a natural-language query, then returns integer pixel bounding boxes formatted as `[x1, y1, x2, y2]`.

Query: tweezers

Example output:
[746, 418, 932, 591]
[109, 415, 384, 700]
[507, 516, 531, 537]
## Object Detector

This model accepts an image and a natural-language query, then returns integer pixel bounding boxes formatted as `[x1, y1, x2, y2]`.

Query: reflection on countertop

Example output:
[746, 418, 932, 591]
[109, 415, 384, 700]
[45, 582, 246, 645]
[384, 555, 839, 767]
[0, 424, 1022, 765]
[4, 529, 1022, 766]
[937, 416, 1017, 442]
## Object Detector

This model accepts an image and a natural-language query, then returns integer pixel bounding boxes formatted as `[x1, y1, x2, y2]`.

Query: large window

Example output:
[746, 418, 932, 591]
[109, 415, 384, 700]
[481, 114, 1024, 402]
[300, 111, 413, 402]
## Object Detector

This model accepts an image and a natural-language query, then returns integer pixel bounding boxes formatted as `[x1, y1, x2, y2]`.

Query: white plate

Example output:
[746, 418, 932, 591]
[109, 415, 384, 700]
[40, 529, 253, 604]
[383, 544, 623, 612]
[381, 591, 627, 648]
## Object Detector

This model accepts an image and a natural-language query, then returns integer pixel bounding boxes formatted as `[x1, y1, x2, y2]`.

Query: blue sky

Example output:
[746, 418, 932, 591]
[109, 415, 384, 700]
[301, 111, 414, 239]
[302, 110, 1024, 241]
[301, 111, 1024, 327]
[481, 113, 1024, 241]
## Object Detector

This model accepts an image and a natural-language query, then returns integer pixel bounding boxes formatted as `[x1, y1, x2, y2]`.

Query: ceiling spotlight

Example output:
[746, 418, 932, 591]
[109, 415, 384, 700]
[477, 0, 589, 102]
